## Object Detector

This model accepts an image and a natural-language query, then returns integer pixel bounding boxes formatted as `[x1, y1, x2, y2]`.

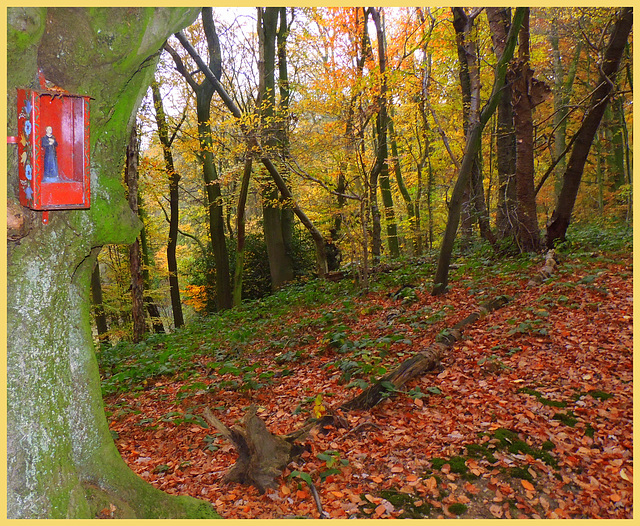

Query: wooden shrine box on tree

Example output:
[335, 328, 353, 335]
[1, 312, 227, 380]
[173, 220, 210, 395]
[16, 88, 91, 212]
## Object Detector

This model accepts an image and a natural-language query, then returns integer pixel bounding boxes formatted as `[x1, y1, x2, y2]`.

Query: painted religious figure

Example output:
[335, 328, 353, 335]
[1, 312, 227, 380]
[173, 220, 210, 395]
[41, 125, 59, 181]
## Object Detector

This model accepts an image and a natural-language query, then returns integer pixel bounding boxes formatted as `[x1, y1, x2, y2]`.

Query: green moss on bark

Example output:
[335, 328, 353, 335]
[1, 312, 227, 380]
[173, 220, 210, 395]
[6, 7, 215, 519]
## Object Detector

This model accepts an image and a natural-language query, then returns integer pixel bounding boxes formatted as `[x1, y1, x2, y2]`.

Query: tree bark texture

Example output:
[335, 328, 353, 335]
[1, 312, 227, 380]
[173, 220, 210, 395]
[546, 7, 632, 248]
[126, 125, 147, 342]
[7, 7, 217, 519]
[151, 81, 185, 328]
[509, 10, 542, 252]
[486, 8, 518, 240]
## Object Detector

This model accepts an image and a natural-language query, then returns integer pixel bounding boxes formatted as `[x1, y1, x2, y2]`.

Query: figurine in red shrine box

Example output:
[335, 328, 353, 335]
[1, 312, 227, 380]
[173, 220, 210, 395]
[41, 125, 59, 181]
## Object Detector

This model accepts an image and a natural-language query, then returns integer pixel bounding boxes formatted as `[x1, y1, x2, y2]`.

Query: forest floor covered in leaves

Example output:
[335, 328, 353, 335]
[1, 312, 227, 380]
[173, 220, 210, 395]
[101, 231, 632, 519]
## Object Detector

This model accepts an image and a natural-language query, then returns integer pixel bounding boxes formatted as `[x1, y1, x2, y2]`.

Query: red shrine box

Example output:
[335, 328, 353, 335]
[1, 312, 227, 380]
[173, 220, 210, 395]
[17, 88, 91, 210]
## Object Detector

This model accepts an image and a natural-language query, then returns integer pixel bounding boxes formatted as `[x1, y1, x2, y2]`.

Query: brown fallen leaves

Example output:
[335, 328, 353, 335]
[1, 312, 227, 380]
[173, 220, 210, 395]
[105, 255, 632, 519]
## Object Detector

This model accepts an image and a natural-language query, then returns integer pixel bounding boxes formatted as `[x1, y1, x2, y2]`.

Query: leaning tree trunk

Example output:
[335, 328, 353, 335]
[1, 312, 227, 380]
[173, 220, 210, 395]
[7, 7, 217, 519]
[546, 7, 632, 248]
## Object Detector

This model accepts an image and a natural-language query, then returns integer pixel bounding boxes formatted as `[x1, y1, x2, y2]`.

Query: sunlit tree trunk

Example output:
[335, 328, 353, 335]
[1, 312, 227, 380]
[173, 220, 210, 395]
[151, 80, 184, 328]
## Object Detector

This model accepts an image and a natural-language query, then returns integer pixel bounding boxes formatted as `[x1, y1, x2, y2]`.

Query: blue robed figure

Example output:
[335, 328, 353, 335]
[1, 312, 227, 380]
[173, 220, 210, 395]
[41, 125, 58, 181]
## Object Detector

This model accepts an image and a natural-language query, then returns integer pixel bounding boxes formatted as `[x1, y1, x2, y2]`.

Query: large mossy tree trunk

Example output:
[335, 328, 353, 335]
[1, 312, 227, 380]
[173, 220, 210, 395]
[6, 7, 217, 519]
[258, 6, 295, 289]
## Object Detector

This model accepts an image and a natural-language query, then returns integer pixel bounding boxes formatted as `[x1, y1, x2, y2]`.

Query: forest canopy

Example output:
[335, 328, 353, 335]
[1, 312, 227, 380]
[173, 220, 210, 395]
[94, 6, 632, 340]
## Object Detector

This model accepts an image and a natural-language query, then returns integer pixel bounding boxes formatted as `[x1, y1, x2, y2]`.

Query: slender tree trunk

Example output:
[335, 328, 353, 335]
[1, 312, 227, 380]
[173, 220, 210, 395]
[233, 154, 253, 306]
[433, 7, 525, 295]
[126, 125, 146, 342]
[371, 7, 399, 259]
[90, 256, 110, 343]
[388, 113, 417, 254]
[151, 81, 184, 328]
[546, 7, 632, 248]
[452, 8, 495, 247]
[509, 9, 541, 252]
[138, 198, 165, 333]
[550, 20, 582, 197]
[166, 9, 232, 310]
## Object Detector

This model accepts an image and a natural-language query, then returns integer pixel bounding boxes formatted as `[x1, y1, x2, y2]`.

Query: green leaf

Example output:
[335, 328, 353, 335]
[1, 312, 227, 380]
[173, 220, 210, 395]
[289, 470, 313, 486]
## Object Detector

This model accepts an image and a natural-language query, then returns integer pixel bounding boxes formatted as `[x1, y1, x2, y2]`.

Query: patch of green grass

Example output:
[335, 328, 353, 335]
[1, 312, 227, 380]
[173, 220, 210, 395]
[518, 387, 567, 408]
[508, 466, 534, 482]
[553, 411, 578, 427]
[588, 390, 614, 401]
[448, 503, 468, 516]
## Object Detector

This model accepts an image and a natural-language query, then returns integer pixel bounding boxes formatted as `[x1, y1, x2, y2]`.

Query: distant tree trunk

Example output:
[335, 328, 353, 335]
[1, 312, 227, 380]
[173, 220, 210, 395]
[546, 7, 632, 248]
[486, 7, 517, 240]
[125, 125, 146, 342]
[550, 23, 582, 196]
[509, 9, 542, 252]
[138, 198, 165, 334]
[433, 7, 525, 295]
[233, 154, 253, 306]
[166, 8, 232, 310]
[370, 7, 400, 259]
[388, 113, 417, 254]
[90, 256, 109, 344]
[151, 80, 184, 328]
[258, 6, 294, 289]
[452, 7, 495, 247]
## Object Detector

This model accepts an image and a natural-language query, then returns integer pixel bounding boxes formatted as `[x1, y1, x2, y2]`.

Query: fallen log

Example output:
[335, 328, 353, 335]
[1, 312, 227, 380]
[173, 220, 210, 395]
[341, 295, 510, 411]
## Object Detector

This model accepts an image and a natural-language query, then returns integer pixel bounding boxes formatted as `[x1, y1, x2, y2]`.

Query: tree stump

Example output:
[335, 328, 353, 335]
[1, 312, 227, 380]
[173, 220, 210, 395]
[202, 406, 309, 493]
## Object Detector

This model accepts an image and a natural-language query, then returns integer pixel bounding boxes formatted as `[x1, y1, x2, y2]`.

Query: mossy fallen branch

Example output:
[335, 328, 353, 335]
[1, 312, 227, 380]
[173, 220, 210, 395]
[341, 295, 511, 411]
